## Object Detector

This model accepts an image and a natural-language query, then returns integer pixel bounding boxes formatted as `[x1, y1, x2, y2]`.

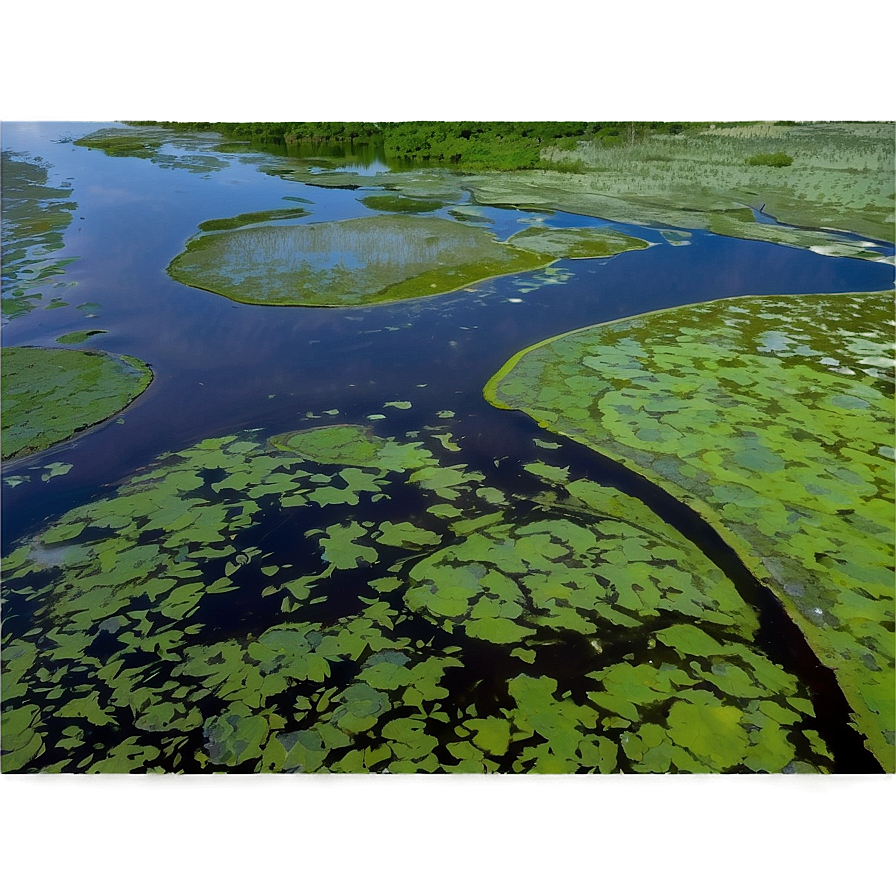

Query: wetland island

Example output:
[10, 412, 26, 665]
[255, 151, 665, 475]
[1, 120, 893, 774]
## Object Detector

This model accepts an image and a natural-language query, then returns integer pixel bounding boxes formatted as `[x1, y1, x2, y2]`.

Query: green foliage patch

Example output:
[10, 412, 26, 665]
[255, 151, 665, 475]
[1, 420, 836, 773]
[463, 121, 895, 249]
[168, 213, 651, 308]
[485, 290, 896, 771]
[1, 346, 153, 460]
[168, 214, 557, 307]
[747, 152, 793, 168]
[507, 226, 649, 258]
[74, 127, 229, 176]
[197, 208, 311, 231]
[55, 330, 107, 345]
[358, 194, 444, 214]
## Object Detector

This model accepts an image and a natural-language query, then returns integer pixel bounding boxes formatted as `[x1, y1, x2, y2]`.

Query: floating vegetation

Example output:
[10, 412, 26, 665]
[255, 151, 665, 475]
[167, 213, 652, 309]
[660, 229, 691, 246]
[706, 214, 889, 259]
[75, 128, 172, 159]
[485, 290, 895, 771]
[74, 127, 229, 176]
[167, 215, 557, 307]
[1, 422, 839, 773]
[447, 207, 494, 226]
[55, 329, 107, 345]
[1, 347, 153, 460]
[198, 208, 311, 231]
[463, 122, 895, 251]
[1, 153, 78, 320]
[506, 226, 649, 258]
[359, 194, 444, 214]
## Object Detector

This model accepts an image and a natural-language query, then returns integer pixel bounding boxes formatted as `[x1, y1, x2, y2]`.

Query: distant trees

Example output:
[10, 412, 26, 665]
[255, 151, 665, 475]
[131, 121, 720, 172]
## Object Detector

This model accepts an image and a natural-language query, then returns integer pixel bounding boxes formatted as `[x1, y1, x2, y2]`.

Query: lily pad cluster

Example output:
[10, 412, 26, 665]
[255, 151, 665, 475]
[1, 153, 78, 319]
[1, 346, 153, 460]
[485, 290, 895, 771]
[2, 422, 834, 772]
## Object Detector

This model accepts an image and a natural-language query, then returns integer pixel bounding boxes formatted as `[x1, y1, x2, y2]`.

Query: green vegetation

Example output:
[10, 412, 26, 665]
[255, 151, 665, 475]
[747, 151, 793, 168]
[74, 128, 228, 175]
[2, 421, 835, 772]
[507, 226, 649, 258]
[55, 329, 107, 345]
[167, 214, 552, 307]
[1, 153, 78, 320]
[358, 194, 444, 214]
[463, 122, 894, 250]
[105, 122, 895, 252]
[1, 347, 153, 460]
[485, 290, 895, 771]
[167, 213, 648, 307]
[75, 128, 168, 159]
[197, 208, 310, 231]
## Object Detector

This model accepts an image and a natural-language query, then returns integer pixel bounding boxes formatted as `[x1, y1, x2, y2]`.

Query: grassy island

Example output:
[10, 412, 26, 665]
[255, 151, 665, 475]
[167, 214, 647, 307]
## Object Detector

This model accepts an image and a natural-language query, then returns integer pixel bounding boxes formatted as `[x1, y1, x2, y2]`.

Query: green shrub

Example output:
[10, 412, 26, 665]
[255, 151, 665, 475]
[746, 151, 793, 168]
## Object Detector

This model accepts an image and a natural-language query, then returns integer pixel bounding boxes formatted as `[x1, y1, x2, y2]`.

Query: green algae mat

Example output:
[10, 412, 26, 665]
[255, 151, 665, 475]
[73, 127, 229, 176]
[1, 423, 837, 772]
[1, 153, 78, 320]
[1, 346, 153, 460]
[485, 290, 896, 771]
[166, 214, 647, 307]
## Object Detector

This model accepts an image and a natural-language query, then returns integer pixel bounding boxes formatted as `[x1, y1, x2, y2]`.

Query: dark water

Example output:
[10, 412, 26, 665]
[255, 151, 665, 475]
[2, 123, 894, 771]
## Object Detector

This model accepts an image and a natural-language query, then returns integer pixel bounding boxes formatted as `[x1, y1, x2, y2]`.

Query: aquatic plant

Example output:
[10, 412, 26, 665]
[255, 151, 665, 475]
[746, 152, 793, 167]
[358, 194, 444, 214]
[464, 122, 895, 250]
[1, 153, 78, 320]
[74, 128, 229, 175]
[167, 214, 651, 308]
[485, 290, 895, 771]
[55, 330, 107, 345]
[1, 346, 153, 460]
[197, 208, 311, 231]
[1, 423, 836, 772]
[507, 226, 649, 258]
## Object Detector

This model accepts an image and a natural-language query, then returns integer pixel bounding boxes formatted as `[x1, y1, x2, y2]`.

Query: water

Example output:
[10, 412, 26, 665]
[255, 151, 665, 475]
[2, 123, 893, 772]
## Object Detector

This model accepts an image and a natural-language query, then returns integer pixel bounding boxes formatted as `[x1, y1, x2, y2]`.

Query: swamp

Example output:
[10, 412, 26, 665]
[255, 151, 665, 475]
[0, 120, 893, 774]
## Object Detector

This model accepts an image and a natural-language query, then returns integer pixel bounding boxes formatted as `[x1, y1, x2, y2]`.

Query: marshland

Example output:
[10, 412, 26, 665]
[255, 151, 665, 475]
[1, 120, 893, 774]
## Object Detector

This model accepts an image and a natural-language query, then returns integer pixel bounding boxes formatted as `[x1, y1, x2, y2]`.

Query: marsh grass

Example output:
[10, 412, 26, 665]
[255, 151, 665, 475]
[469, 122, 894, 247]
[168, 215, 557, 306]
[358, 194, 444, 214]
